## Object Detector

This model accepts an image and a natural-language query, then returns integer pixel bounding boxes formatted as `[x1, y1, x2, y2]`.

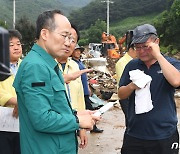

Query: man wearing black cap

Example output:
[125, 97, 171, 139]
[118, 24, 180, 154]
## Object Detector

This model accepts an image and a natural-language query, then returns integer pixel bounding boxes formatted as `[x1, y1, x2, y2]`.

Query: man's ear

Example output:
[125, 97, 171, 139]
[40, 29, 49, 40]
[155, 38, 160, 44]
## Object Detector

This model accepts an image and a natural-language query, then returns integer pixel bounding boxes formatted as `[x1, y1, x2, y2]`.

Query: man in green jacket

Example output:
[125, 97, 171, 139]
[13, 9, 98, 154]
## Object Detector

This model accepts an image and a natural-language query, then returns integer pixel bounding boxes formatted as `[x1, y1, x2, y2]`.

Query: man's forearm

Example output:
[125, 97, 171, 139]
[118, 82, 137, 99]
[157, 54, 180, 87]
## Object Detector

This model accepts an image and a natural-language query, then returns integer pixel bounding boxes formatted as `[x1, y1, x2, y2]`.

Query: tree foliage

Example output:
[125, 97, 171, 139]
[154, 0, 180, 52]
[16, 16, 36, 55]
[0, 20, 8, 29]
[78, 19, 106, 46]
[87, 19, 106, 43]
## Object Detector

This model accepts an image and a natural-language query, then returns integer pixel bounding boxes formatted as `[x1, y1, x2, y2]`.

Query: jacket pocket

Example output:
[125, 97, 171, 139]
[51, 78, 70, 109]
[51, 78, 65, 92]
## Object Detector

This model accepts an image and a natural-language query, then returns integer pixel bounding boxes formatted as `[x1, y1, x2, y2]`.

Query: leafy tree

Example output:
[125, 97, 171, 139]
[154, 0, 180, 53]
[16, 16, 36, 55]
[69, 1, 106, 30]
[0, 20, 8, 29]
[86, 19, 106, 43]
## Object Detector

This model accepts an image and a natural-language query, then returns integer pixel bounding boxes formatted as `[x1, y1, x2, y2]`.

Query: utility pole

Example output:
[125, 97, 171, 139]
[13, 0, 16, 29]
[101, 0, 114, 35]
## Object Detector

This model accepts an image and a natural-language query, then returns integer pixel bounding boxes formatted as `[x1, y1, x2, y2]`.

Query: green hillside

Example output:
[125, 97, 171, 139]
[79, 0, 179, 53]
[0, 0, 64, 28]
[110, 13, 159, 39]
[69, 0, 173, 30]
[0, 0, 94, 28]
[0, 0, 172, 29]
[79, 13, 160, 44]
[59, 0, 93, 7]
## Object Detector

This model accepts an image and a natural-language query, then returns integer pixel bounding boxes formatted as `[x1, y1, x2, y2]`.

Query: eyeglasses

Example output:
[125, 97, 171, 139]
[54, 32, 76, 44]
[134, 38, 157, 51]
[134, 45, 149, 51]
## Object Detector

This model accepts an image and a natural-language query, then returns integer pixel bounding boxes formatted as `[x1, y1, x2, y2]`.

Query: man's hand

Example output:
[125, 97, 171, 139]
[5, 97, 17, 106]
[78, 110, 101, 122]
[78, 129, 88, 149]
[77, 110, 101, 130]
[12, 104, 18, 118]
[64, 69, 93, 83]
[5, 97, 19, 118]
[77, 110, 95, 115]
[147, 41, 161, 59]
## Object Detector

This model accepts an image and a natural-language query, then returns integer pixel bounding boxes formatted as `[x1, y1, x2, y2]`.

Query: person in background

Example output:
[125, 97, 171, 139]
[56, 25, 92, 149]
[13, 10, 100, 154]
[118, 24, 180, 154]
[72, 45, 104, 133]
[0, 29, 22, 154]
[115, 31, 137, 127]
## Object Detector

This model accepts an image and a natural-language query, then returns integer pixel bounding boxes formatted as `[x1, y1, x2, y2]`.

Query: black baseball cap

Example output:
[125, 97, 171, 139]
[131, 24, 157, 45]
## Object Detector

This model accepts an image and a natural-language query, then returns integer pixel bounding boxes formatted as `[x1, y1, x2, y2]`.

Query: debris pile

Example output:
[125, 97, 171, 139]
[88, 70, 117, 93]
[106, 57, 119, 76]
[81, 50, 118, 100]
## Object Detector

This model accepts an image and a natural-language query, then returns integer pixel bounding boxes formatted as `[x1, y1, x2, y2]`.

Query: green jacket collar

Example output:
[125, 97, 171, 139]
[31, 43, 58, 69]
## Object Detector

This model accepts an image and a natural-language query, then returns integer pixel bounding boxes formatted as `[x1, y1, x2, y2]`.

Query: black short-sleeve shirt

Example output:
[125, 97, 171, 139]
[119, 56, 180, 140]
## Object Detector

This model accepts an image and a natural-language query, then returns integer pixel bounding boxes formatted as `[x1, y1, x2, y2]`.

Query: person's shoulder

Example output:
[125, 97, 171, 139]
[0, 74, 14, 84]
[165, 55, 180, 63]
[128, 58, 139, 65]
[116, 58, 121, 65]
[68, 57, 77, 64]
[22, 50, 47, 65]
[68, 58, 79, 68]
[67, 59, 81, 73]
[18, 54, 50, 77]
[116, 58, 126, 69]
[116, 55, 127, 64]
[164, 55, 180, 68]
[124, 58, 140, 70]
[22, 50, 35, 62]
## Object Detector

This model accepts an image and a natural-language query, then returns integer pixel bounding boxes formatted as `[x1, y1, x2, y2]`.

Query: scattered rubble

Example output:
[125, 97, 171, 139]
[82, 55, 118, 99]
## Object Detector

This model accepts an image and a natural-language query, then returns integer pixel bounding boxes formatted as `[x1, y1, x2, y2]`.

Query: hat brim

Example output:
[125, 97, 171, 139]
[75, 47, 84, 52]
[131, 35, 150, 45]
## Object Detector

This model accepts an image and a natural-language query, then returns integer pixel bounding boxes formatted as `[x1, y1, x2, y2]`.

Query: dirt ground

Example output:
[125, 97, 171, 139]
[78, 97, 180, 154]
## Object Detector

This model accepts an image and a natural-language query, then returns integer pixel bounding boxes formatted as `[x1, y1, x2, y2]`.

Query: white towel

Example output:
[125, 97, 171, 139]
[129, 69, 153, 114]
